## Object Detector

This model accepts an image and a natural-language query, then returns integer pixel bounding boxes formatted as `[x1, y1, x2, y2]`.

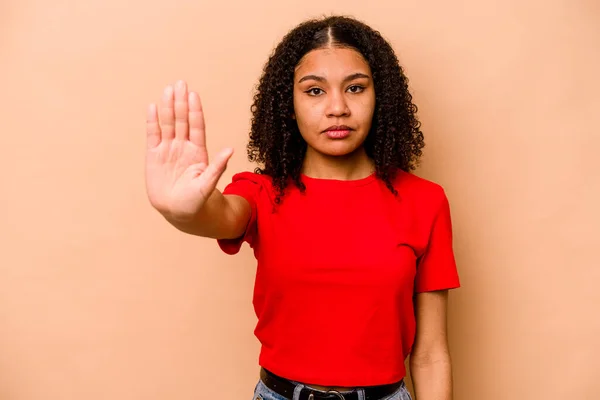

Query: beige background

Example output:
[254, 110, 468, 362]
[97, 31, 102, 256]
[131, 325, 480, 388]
[1, 0, 599, 399]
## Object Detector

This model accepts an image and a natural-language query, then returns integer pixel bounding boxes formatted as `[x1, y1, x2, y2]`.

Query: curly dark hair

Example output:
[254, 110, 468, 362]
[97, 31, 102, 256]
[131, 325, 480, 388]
[247, 15, 425, 204]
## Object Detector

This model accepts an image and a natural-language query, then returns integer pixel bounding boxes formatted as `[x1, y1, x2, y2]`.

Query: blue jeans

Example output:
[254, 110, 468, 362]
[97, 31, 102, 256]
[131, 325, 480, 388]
[253, 378, 413, 400]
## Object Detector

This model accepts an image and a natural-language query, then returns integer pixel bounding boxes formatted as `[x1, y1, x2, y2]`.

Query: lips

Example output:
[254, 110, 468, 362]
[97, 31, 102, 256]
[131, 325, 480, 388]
[323, 125, 353, 133]
[323, 125, 353, 139]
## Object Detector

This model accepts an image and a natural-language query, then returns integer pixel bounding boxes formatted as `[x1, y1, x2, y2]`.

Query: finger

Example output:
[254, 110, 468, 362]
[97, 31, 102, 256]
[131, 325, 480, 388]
[188, 91, 207, 150]
[174, 80, 189, 140]
[146, 103, 161, 148]
[196, 148, 234, 191]
[159, 85, 175, 140]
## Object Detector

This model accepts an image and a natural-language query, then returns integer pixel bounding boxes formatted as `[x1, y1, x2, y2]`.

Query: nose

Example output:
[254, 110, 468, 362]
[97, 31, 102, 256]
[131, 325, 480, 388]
[325, 91, 350, 117]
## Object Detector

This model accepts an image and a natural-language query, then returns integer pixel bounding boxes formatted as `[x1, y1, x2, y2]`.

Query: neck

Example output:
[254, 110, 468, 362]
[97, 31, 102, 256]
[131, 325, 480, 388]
[301, 146, 375, 180]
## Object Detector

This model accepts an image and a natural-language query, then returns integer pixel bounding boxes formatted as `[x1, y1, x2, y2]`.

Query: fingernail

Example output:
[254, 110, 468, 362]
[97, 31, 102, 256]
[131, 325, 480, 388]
[176, 80, 186, 89]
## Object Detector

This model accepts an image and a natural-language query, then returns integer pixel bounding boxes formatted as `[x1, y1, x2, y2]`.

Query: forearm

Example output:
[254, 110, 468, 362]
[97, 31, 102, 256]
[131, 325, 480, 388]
[409, 354, 453, 400]
[164, 190, 249, 239]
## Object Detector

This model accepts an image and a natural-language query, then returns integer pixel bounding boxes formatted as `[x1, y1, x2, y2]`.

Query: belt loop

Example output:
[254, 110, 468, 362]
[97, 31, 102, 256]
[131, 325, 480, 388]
[356, 388, 365, 400]
[292, 383, 305, 400]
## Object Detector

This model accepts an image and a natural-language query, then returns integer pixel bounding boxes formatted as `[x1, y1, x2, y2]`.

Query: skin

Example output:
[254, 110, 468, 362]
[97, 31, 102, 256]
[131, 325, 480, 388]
[293, 46, 376, 181]
[146, 47, 453, 399]
[410, 291, 453, 400]
[291, 47, 453, 398]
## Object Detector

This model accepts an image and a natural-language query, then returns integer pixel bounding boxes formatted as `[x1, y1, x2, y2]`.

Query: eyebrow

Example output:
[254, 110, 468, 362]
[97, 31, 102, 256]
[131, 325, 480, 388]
[297, 72, 371, 84]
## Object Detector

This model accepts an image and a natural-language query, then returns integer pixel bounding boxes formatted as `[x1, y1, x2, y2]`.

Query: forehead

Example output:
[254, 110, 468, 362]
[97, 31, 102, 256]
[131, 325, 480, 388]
[294, 47, 371, 77]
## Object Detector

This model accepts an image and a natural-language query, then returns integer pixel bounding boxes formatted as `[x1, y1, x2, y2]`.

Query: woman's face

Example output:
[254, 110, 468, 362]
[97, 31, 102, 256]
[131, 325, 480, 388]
[293, 47, 376, 157]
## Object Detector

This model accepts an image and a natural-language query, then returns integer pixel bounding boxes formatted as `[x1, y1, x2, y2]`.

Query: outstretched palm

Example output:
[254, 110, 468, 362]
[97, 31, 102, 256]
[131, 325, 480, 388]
[145, 80, 233, 220]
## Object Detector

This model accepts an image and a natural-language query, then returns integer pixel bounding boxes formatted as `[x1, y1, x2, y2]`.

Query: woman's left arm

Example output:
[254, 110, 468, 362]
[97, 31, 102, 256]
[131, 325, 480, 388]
[409, 290, 453, 400]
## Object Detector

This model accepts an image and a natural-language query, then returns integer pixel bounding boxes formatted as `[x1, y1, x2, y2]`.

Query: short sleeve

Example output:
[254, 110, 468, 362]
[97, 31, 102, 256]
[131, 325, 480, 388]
[216, 172, 263, 255]
[414, 190, 461, 293]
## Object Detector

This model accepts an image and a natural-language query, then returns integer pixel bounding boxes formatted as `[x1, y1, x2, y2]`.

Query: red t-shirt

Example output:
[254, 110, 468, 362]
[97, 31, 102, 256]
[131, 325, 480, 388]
[217, 169, 460, 387]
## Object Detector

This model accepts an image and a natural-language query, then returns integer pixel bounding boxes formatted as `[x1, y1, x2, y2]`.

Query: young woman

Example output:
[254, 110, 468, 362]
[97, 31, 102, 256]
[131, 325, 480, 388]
[145, 15, 460, 400]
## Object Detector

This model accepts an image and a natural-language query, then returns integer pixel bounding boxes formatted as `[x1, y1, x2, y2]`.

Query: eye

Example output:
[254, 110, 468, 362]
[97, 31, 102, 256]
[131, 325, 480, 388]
[305, 87, 324, 96]
[347, 85, 365, 93]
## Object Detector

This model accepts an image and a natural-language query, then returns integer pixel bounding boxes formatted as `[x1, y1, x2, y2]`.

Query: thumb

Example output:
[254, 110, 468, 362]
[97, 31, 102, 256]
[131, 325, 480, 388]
[197, 147, 234, 190]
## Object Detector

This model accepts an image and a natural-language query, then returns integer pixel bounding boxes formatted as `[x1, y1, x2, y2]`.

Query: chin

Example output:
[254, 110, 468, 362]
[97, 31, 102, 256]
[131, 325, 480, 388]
[314, 141, 365, 158]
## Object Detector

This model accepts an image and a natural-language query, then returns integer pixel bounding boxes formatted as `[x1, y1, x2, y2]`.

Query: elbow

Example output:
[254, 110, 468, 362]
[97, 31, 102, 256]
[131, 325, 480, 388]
[409, 347, 452, 369]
